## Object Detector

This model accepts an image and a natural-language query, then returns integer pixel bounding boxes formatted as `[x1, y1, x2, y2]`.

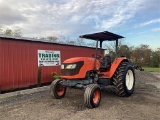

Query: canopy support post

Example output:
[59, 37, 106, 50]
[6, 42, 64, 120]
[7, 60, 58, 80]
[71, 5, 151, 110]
[94, 40, 98, 71]
[115, 39, 118, 58]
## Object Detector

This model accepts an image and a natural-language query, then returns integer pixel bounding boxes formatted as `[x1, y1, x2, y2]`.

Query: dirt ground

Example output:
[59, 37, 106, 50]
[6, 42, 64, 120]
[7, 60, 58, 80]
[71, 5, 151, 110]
[0, 71, 160, 120]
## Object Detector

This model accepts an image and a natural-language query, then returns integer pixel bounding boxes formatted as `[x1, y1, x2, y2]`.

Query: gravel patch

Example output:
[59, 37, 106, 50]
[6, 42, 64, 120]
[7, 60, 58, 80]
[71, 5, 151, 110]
[0, 71, 160, 120]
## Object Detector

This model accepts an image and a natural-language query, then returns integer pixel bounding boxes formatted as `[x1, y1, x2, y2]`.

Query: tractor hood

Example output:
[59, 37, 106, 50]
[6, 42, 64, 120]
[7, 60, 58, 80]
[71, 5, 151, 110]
[63, 57, 95, 64]
[61, 57, 100, 78]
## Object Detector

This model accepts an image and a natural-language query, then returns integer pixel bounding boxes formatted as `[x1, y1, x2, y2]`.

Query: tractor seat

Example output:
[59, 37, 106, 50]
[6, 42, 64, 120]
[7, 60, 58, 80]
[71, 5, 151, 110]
[100, 55, 111, 72]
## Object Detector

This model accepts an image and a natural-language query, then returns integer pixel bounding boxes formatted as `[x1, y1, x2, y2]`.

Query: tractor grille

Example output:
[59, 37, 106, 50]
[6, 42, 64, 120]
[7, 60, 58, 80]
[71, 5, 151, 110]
[61, 61, 84, 76]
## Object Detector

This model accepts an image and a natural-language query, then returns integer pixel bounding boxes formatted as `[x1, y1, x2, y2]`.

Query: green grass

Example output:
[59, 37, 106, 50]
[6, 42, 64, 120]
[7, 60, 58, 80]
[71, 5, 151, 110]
[143, 67, 160, 72]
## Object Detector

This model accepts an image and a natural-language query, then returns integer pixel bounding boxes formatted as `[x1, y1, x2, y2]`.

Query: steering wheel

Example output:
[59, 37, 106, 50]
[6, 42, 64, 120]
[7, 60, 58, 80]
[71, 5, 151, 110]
[92, 54, 102, 59]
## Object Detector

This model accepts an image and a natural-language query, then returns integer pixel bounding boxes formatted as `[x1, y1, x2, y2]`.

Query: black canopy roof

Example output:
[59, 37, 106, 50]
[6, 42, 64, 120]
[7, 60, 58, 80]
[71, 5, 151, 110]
[79, 31, 124, 41]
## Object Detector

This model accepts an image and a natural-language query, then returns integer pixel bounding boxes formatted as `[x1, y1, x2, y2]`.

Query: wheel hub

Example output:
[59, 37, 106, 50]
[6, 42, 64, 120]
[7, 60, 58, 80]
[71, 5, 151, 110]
[126, 70, 134, 90]
[93, 89, 100, 104]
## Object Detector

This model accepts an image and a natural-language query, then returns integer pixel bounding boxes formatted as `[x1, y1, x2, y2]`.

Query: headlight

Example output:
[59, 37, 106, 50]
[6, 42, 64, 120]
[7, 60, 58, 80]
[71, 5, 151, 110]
[61, 64, 64, 69]
[66, 64, 76, 69]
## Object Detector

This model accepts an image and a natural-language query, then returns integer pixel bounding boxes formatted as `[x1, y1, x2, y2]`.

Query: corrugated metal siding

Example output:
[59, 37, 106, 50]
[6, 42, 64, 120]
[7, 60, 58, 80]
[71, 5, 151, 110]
[0, 40, 38, 90]
[0, 38, 102, 91]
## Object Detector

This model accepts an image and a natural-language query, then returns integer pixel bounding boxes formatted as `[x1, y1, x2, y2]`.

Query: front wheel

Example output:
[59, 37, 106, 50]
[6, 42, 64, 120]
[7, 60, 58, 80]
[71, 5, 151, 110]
[84, 84, 101, 108]
[50, 79, 66, 99]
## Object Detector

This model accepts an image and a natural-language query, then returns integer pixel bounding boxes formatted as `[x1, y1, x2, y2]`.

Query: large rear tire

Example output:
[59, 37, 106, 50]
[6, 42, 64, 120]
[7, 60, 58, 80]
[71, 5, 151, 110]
[50, 79, 66, 99]
[84, 84, 101, 108]
[113, 62, 135, 97]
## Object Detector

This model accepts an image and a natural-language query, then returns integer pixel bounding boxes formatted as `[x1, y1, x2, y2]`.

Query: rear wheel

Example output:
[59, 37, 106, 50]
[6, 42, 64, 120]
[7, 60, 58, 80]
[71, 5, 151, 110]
[84, 84, 101, 108]
[50, 79, 66, 99]
[113, 62, 135, 97]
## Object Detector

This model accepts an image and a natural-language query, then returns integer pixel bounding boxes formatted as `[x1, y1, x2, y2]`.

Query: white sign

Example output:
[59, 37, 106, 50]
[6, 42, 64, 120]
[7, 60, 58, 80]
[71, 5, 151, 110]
[38, 50, 61, 66]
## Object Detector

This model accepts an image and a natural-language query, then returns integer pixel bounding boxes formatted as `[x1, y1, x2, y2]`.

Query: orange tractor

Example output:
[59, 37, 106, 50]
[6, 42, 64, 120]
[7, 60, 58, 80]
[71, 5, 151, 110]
[50, 31, 135, 108]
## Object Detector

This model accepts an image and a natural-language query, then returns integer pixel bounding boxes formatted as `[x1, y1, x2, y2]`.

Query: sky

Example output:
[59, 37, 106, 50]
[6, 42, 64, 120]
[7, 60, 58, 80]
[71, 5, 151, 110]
[0, 0, 160, 49]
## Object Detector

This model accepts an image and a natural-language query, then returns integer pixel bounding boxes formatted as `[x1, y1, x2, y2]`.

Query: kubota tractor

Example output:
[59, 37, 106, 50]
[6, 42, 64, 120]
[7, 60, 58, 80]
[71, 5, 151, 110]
[50, 31, 135, 108]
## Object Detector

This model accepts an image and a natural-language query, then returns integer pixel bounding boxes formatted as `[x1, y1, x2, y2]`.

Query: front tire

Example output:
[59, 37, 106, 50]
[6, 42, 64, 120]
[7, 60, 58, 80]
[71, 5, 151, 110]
[113, 62, 135, 97]
[50, 79, 66, 99]
[84, 84, 101, 108]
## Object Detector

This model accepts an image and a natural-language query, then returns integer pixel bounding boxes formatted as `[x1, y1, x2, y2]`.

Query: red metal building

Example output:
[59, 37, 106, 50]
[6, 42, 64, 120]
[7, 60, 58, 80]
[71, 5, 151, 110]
[0, 35, 103, 91]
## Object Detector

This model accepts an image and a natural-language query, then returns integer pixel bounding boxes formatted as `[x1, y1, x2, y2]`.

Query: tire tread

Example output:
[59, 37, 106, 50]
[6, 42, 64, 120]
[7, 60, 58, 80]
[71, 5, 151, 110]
[84, 84, 101, 108]
[112, 62, 134, 97]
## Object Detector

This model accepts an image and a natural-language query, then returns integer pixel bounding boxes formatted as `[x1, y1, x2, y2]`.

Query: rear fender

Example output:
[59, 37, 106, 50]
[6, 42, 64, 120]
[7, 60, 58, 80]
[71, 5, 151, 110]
[109, 58, 129, 78]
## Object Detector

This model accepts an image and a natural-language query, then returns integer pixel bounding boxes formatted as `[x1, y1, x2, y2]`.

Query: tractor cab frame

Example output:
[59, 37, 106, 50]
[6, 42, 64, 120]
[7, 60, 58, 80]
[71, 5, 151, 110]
[80, 31, 124, 59]
[79, 31, 124, 75]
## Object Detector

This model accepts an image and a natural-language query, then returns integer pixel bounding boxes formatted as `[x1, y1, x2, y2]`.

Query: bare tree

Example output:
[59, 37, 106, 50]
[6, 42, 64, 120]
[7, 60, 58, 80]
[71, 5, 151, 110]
[87, 42, 96, 47]
[3, 29, 13, 36]
[76, 38, 86, 46]
[2, 28, 22, 37]
[67, 40, 76, 45]
[13, 29, 22, 37]
[104, 40, 123, 52]
[47, 36, 58, 41]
